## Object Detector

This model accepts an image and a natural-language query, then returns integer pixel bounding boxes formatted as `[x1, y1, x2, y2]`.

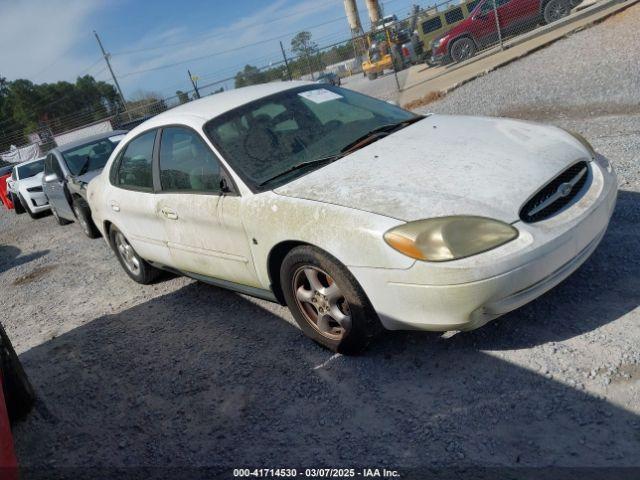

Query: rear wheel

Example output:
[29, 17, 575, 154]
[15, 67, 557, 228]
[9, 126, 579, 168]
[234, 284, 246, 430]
[73, 200, 100, 238]
[367, 72, 378, 81]
[543, 0, 571, 23]
[450, 37, 476, 63]
[109, 226, 161, 284]
[280, 246, 382, 354]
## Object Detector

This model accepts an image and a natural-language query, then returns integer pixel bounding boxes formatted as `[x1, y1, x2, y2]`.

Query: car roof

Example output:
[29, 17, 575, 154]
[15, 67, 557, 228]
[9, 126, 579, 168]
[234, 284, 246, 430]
[55, 130, 128, 153]
[127, 81, 314, 135]
[15, 156, 46, 167]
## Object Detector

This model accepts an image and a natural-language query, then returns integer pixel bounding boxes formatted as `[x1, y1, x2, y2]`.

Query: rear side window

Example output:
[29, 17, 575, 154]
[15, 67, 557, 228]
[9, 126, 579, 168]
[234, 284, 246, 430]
[421, 17, 443, 34]
[159, 127, 221, 193]
[115, 130, 156, 191]
[445, 7, 465, 24]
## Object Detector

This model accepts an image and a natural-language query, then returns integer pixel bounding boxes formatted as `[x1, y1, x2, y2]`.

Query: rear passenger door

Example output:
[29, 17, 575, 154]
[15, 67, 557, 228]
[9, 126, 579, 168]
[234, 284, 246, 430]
[155, 126, 260, 287]
[108, 129, 172, 266]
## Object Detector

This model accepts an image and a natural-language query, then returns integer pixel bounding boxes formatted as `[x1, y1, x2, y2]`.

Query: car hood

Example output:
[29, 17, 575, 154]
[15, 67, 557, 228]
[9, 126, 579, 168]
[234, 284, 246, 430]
[19, 172, 44, 189]
[274, 114, 590, 223]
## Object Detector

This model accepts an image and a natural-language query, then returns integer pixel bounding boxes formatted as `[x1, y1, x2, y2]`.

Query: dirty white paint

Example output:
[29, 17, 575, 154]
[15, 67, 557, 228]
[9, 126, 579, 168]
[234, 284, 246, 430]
[88, 83, 617, 333]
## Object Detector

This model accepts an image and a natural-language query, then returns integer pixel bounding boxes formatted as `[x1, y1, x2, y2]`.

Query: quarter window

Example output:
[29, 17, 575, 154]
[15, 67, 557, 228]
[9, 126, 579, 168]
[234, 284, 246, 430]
[421, 17, 443, 34]
[115, 130, 156, 191]
[159, 127, 221, 192]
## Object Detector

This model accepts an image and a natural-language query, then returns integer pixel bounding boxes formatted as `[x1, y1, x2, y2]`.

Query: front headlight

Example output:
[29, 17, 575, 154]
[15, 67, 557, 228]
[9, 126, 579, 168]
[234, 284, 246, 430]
[563, 129, 596, 159]
[384, 216, 518, 262]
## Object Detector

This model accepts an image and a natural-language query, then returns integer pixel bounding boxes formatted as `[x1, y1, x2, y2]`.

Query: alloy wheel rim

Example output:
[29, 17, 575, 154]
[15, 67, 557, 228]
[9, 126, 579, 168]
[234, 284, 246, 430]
[292, 266, 351, 340]
[115, 232, 141, 275]
[550, 1, 567, 20]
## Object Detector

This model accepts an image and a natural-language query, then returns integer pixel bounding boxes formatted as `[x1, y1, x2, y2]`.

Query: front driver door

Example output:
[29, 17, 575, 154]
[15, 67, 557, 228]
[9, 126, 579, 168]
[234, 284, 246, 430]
[43, 153, 74, 219]
[154, 126, 260, 288]
[108, 129, 172, 266]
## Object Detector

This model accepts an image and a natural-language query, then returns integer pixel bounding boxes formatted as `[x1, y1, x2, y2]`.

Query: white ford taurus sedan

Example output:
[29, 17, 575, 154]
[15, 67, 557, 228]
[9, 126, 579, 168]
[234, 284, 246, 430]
[88, 81, 617, 353]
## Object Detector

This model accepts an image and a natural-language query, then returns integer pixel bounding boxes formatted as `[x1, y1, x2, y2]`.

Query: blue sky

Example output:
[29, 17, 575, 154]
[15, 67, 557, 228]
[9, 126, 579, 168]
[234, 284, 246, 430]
[0, 0, 421, 100]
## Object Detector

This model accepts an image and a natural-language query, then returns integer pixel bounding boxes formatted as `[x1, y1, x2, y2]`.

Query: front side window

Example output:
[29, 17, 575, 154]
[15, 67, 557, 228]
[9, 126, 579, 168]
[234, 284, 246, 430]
[17, 159, 45, 179]
[204, 85, 416, 190]
[159, 127, 220, 192]
[61, 137, 121, 176]
[115, 130, 156, 191]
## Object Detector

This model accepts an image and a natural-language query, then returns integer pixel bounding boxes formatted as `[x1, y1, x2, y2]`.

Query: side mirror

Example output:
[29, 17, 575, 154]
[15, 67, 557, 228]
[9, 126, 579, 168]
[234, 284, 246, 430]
[43, 173, 57, 183]
[387, 100, 399, 106]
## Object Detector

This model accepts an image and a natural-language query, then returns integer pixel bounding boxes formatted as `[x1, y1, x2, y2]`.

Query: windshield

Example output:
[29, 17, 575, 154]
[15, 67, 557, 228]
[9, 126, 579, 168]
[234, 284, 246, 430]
[17, 159, 44, 179]
[62, 137, 121, 176]
[204, 85, 416, 190]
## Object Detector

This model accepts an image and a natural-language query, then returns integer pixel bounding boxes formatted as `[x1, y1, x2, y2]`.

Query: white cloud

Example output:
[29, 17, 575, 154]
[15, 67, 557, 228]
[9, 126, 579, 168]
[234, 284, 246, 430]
[0, 0, 105, 83]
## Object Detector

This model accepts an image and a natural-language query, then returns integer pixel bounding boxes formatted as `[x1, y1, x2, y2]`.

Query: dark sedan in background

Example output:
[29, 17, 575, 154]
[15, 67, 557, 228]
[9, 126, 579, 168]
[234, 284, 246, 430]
[42, 130, 126, 238]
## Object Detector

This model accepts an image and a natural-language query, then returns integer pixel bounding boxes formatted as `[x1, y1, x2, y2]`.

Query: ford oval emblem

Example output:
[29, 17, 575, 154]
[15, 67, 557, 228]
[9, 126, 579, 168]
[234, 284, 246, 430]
[557, 182, 573, 197]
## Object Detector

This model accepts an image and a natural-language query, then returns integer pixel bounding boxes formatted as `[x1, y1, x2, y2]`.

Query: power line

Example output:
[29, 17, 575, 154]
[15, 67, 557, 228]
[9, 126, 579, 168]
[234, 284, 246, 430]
[116, 14, 352, 80]
[110, 0, 347, 57]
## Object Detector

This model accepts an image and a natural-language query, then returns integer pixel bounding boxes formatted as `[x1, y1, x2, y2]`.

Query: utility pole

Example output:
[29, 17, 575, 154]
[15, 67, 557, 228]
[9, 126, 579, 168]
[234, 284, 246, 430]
[279, 41, 292, 81]
[93, 31, 127, 111]
[188, 70, 201, 98]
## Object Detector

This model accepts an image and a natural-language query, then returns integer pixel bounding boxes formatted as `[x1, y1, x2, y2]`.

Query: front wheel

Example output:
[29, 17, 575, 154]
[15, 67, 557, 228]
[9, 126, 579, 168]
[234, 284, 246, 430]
[11, 193, 25, 215]
[73, 200, 100, 238]
[543, 0, 571, 24]
[280, 246, 382, 354]
[109, 226, 161, 284]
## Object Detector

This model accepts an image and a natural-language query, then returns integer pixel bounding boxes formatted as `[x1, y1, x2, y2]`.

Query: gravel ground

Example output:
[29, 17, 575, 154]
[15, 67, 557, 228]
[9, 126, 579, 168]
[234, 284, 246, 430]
[2, 5, 639, 477]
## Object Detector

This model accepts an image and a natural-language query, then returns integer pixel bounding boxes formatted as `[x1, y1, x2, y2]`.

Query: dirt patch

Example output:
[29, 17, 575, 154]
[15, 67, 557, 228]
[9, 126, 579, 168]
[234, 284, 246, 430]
[12, 265, 57, 286]
[403, 91, 445, 110]
[498, 103, 640, 122]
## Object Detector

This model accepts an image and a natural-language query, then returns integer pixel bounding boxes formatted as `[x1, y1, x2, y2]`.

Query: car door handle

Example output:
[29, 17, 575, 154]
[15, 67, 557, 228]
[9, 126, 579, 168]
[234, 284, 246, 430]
[110, 201, 120, 212]
[161, 207, 178, 220]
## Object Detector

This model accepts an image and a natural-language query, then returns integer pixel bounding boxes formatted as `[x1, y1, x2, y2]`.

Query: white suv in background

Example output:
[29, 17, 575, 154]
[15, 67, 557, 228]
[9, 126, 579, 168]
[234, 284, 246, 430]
[6, 157, 50, 218]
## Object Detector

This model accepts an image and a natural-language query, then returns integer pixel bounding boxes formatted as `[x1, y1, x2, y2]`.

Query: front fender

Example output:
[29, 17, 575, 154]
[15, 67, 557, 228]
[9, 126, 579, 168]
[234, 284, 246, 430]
[242, 192, 414, 289]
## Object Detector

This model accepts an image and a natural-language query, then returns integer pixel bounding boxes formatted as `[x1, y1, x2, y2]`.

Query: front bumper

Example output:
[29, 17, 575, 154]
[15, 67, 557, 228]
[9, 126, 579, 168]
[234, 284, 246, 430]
[349, 158, 618, 331]
[25, 191, 50, 213]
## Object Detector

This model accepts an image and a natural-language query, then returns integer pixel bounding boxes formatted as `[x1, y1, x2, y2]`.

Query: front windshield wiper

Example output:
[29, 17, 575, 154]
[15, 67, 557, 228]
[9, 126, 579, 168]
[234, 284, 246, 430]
[257, 155, 341, 187]
[339, 115, 424, 155]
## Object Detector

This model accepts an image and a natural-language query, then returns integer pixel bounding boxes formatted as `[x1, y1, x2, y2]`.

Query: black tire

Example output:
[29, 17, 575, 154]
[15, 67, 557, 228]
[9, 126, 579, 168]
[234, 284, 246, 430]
[543, 0, 571, 24]
[449, 37, 476, 63]
[73, 200, 100, 238]
[109, 225, 161, 284]
[11, 193, 25, 215]
[0, 323, 35, 422]
[367, 72, 378, 81]
[20, 194, 39, 219]
[280, 246, 382, 354]
[50, 202, 72, 226]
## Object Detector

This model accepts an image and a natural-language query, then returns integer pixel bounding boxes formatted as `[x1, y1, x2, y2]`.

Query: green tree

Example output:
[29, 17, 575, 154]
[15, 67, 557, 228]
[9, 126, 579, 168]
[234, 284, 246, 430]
[234, 65, 266, 88]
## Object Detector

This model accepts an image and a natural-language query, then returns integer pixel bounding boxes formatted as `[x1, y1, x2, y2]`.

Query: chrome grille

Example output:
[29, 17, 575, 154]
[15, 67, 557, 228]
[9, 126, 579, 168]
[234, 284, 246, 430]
[520, 161, 589, 223]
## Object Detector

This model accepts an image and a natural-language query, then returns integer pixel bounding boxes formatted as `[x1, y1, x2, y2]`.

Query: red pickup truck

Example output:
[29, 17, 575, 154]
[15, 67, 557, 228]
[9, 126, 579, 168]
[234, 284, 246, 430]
[430, 0, 578, 64]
